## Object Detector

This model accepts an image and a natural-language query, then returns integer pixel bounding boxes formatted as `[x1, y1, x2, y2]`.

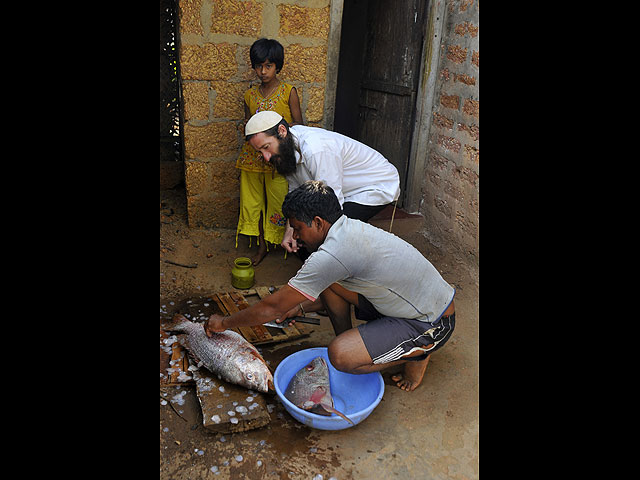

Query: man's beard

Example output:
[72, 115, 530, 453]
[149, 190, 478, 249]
[270, 133, 298, 176]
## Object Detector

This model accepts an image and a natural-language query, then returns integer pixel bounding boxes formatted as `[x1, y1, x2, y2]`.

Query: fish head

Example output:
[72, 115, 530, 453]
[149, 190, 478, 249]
[239, 347, 274, 393]
[243, 367, 274, 393]
[300, 357, 330, 384]
[286, 356, 332, 409]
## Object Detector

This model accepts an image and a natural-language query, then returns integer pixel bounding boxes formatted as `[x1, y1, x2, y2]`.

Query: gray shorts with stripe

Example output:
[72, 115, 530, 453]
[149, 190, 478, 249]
[355, 294, 456, 364]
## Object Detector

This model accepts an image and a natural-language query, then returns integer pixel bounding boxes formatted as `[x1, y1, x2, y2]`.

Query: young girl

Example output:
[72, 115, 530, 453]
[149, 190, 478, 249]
[236, 38, 303, 266]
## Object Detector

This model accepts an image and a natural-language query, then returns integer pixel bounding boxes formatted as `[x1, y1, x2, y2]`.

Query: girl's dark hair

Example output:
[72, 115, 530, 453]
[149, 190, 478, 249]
[282, 181, 344, 226]
[250, 38, 285, 73]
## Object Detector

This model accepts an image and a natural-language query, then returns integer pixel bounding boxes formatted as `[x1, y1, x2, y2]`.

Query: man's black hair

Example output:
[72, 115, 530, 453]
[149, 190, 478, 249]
[282, 181, 344, 226]
[250, 38, 284, 73]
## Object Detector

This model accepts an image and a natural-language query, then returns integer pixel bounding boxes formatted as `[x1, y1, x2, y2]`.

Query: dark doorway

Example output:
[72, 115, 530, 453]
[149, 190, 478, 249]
[334, 0, 428, 207]
[160, 0, 184, 164]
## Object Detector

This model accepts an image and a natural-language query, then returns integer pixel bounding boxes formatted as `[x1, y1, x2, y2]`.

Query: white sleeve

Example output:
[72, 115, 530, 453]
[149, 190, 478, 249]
[304, 151, 345, 206]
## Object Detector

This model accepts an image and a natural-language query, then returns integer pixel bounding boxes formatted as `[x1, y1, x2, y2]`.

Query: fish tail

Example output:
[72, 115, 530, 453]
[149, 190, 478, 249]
[320, 403, 354, 425]
[162, 313, 191, 333]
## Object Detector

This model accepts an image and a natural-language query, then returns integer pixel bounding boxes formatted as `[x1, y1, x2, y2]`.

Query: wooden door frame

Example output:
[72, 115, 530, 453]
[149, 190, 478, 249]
[326, 0, 446, 214]
[404, 0, 446, 213]
[324, 0, 345, 131]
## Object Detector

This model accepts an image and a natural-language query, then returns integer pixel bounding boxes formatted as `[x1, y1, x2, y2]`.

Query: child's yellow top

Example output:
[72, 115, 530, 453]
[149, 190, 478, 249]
[236, 82, 295, 172]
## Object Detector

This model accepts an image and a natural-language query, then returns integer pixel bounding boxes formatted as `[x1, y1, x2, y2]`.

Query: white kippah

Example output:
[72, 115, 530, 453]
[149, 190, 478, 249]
[245, 111, 283, 136]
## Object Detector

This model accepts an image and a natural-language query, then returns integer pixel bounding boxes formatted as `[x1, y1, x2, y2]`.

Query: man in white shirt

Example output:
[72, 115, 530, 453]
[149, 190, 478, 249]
[205, 181, 456, 392]
[244, 110, 400, 255]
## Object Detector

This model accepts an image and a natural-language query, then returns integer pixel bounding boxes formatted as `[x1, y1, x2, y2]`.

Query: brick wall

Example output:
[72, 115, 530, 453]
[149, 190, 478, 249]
[178, 0, 333, 229]
[175, 0, 479, 275]
[421, 0, 478, 271]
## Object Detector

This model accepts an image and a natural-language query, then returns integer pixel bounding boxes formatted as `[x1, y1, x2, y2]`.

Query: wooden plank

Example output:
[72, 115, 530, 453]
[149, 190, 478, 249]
[254, 285, 273, 298]
[216, 292, 258, 341]
[217, 291, 275, 343]
[160, 327, 195, 386]
[231, 291, 274, 343]
[255, 286, 290, 344]
[192, 363, 270, 433]
[168, 340, 192, 385]
[216, 291, 240, 313]
[252, 285, 312, 345]
[211, 293, 230, 316]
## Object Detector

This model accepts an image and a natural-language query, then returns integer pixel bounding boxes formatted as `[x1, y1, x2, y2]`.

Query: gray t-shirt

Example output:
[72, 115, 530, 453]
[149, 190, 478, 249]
[288, 215, 455, 323]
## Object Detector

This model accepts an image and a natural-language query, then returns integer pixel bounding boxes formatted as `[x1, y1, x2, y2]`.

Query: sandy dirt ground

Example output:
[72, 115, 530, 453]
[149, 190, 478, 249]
[160, 186, 478, 479]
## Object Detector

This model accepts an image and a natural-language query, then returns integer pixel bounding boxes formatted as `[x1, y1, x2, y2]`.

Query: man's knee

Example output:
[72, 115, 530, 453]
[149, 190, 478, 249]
[327, 283, 359, 306]
[327, 338, 351, 372]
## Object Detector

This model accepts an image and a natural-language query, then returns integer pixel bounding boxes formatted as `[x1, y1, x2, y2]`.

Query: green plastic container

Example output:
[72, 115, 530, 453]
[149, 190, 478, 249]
[231, 257, 255, 289]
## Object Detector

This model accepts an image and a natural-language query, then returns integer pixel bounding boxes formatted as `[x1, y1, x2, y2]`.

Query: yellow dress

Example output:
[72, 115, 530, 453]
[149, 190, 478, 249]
[235, 82, 294, 247]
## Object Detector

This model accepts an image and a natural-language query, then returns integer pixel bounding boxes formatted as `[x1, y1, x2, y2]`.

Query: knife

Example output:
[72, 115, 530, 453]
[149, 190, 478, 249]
[263, 316, 321, 328]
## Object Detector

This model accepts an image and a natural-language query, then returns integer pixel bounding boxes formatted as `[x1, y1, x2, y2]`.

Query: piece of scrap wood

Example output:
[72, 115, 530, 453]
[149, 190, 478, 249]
[252, 285, 314, 344]
[164, 259, 198, 268]
[160, 327, 194, 386]
[168, 340, 193, 385]
[192, 364, 270, 433]
[215, 291, 274, 343]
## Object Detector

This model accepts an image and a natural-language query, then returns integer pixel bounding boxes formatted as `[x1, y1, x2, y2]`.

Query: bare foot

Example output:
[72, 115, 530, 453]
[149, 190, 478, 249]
[251, 243, 268, 266]
[391, 355, 431, 391]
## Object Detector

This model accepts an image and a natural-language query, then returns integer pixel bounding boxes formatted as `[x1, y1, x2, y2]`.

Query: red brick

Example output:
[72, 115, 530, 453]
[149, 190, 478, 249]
[440, 94, 460, 110]
[462, 99, 479, 118]
[463, 145, 479, 164]
[438, 135, 461, 153]
[446, 45, 467, 64]
[472, 51, 479, 68]
[459, 0, 475, 12]
[453, 164, 479, 186]
[458, 122, 479, 141]
[433, 112, 454, 130]
[429, 152, 450, 173]
[454, 73, 476, 86]
[454, 22, 479, 37]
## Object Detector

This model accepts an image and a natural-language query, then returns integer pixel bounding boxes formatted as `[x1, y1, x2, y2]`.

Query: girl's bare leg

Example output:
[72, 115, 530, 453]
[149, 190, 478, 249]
[251, 213, 268, 266]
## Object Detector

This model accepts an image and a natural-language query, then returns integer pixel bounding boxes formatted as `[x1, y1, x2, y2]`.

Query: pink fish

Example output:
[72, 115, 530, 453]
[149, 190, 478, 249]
[284, 356, 353, 425]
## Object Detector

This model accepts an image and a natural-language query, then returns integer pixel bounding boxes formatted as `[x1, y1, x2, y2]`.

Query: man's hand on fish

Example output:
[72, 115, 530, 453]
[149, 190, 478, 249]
[205, 314, 226, 337]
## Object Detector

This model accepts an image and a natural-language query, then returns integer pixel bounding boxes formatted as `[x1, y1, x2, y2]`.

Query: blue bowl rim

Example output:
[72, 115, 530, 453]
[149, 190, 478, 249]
[274, 347, 384, 422]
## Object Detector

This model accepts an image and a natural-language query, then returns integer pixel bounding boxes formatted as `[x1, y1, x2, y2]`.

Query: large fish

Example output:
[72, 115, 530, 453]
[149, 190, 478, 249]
[165, 314, 273, 393]
[284, 356, 354, 425]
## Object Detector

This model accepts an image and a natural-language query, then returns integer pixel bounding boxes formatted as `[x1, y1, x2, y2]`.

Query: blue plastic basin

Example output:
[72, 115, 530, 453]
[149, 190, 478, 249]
[274, 347, 384, 430]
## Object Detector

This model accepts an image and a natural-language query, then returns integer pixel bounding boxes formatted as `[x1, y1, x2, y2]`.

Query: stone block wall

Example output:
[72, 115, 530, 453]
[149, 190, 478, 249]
[178, 0, 333, 229]
[420, 0, 479, 271]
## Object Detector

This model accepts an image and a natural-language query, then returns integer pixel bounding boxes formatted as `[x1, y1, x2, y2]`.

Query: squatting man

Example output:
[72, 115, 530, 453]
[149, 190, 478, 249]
[206, 181, 456, 391]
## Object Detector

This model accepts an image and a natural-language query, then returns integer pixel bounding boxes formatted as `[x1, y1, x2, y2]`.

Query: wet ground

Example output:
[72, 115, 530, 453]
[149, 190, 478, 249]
[160, 186, 479, 479]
